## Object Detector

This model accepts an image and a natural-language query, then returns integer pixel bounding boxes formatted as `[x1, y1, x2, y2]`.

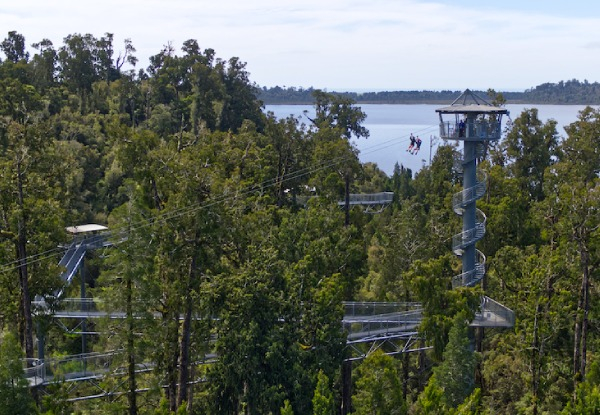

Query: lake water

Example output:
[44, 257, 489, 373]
[264, 103, 592, 175]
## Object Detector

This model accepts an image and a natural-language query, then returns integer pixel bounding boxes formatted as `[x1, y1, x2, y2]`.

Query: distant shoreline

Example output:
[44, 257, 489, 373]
[261, 100, 596, 106]
[258, 81, 600, 106]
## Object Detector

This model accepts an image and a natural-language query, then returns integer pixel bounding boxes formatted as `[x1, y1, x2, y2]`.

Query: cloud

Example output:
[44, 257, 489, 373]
[2, 0, 600, 90]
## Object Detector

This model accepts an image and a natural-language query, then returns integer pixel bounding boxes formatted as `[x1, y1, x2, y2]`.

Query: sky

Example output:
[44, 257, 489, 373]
[2, 0, 600, 91]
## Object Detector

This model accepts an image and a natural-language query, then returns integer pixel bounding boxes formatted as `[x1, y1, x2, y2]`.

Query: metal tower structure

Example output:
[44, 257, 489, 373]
[436, 90, 514, 327]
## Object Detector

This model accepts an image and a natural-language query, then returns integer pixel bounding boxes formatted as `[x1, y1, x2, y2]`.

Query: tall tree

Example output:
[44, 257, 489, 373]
[434, 312, 477, 408]
[0, 331, 35, 414]
[97, 182, 158, 415]
[307, 91, 368, 227]
[29, 38, 57, 94]
[561, 106, 600, 182]
[263, 113, 311, 207]
[409, 255, 480, 360]
[0, 80, 64, 360]
[501, 108, 558, 202]
[0, 31, 29, 63]
[310, 90, 369, 141]
[218, 57, 264, 133]
[313, 370, 335, 415]
[351, 350, 407, 415]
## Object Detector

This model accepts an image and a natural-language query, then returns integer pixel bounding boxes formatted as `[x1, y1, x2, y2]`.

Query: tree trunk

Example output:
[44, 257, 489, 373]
[475, 327, 484, 390]
[579, 247, 590, 379]
[573, 238, 591, 395]
[341, 360, 352, 415]
[16, 158, 34, 361]
[402, 290, 411, 398]
[151, 178, 162, 211]
[402, 351, 410, 399]
[177, 258, 196, 408]
[276, 149, 287, 208]
[418, 339, 427, 389]
[126, 271, 138, 415]
[531, 302, 541, 415]
[573, 268, 586, 392]
[166, 313, 180, 412]
[344, 172, 350, 227]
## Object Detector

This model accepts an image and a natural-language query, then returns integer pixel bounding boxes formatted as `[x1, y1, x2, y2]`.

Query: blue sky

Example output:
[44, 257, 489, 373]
[1, 0, 599, 91]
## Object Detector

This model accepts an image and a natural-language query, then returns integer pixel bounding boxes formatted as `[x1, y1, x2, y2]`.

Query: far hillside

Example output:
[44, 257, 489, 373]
[259, 79, 600, 105]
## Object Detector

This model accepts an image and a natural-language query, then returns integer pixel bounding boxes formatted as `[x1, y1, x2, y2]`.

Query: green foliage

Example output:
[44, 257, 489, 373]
[561, 382, 600, 414]
[280, 399, 294, 415]
[412, 374, 447, 415]
[359, 201, 429, 302]
[351, 350, 406, 415]
[311, 90, 369, 140]
[501, 108, 558, 201]
[409, 255, 480, 360]
[1, 31, 600, 415]
[1, 31, 29, 63]
[0, 331, 36, 415]
[454, 388, 482, 415]
[433, 312, 477, 408]
[561, 106, 600, 182]
[312, 370, 334, 415]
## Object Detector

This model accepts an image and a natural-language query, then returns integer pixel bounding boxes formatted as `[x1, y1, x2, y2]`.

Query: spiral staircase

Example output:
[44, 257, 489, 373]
[452, 165, 486, 288]
[437, 90, 514, 328]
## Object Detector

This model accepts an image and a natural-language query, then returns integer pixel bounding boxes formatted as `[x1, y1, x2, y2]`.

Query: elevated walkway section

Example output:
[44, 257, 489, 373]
[49, 226, 111, 299]
[343, 302, 422, 343]
[29, 301, 426, 386]
[25, 350, 218, 389]
[297, 192, 394, 213]
[472, 296, 515, 328]
[28, 297, 513, 386]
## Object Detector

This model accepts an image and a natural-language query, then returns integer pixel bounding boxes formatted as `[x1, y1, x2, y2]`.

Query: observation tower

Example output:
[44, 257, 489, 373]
[436, 90, 514, 327]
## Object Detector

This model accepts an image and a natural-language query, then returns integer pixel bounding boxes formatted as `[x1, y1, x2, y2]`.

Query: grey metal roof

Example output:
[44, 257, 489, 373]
[66, 224, 108, 234]
[436, 89, 508, 114]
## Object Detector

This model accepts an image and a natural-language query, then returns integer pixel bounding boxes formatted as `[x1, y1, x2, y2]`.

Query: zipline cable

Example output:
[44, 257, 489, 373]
[0, 124, 442, 274]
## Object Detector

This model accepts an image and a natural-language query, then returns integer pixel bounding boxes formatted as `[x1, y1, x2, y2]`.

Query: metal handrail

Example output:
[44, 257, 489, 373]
[452, 171, 487, 214]
[338, 192, 394, 206]
[345, 309, 423, 341]
[24, 350, 122, 385]
[452, 250, 486, 288]
[439, 120, 502, 140]
[452, 209, 487, 254]
[343, 301, 421, 317]
[297, 192, 394, 207]
[472, 296, 516, 327]
[452, 165, 487, 288]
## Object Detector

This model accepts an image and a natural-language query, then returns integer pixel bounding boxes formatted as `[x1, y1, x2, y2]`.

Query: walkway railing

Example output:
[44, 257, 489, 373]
[296, 192, 394, 213]
[439, 120, 502, 141]
[472, 296, 515, 328]
[344, 309, 423, 342]
[25, 351, 122, 386]
[54, 232, 112, 298]
[337, 192, 394, 206]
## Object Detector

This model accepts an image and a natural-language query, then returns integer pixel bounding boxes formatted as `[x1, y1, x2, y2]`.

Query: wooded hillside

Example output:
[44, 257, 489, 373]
[0, 31, 599, 414]
[259, 80, 600, 104]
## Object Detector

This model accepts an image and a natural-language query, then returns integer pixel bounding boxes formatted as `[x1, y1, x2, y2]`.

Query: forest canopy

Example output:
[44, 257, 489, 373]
[0, 31, 598, 415]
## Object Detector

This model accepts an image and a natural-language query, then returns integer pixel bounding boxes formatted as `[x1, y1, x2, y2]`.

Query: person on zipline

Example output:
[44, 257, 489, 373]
[412, 136, 422, 154]
[407, 133, 416, 152]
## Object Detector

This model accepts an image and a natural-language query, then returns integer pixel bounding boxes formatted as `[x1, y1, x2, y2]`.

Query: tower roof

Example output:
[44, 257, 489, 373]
[436, 89, 508, 114]
[66, 224, 108, 234]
